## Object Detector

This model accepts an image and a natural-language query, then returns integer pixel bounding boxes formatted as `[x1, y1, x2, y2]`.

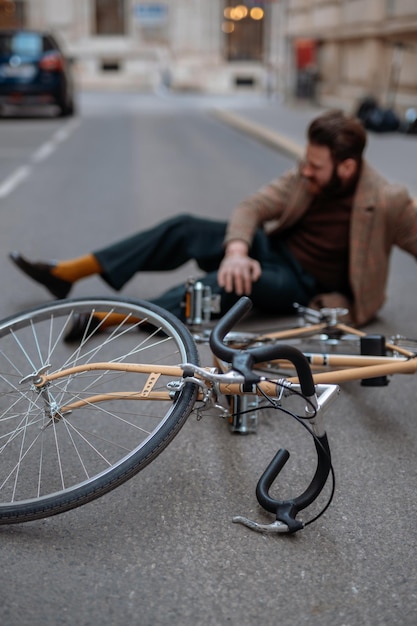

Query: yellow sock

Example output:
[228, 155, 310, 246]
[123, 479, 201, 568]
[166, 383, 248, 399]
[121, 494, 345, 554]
[93, 312, 142, 328]
[50, 254, 102, 283]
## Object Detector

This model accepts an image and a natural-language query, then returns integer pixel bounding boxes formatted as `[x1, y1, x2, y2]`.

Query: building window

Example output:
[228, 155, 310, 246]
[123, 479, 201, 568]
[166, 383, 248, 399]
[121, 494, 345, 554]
[222, 1, 265, 62]
[95, 0, 126, 35]
[0, 0, 26, 29]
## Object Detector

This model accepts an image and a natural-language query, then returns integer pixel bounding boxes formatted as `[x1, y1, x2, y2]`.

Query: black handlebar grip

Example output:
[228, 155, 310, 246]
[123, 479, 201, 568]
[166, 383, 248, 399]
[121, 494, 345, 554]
[249, 342, 315, 397]
[209, 296, 253, 362]
[255, 434, 331, 532]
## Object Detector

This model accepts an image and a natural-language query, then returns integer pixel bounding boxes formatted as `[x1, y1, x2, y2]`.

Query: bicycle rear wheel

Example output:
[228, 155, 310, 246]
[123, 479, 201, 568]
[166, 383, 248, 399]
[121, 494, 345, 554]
[0, 297, 199, 524]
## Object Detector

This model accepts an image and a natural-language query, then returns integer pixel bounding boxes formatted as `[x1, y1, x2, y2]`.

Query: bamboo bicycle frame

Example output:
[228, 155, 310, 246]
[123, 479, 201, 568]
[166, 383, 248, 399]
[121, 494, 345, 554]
[36, 362, 294, 411]
[246, 319, 417, 384]
[35, 317, 417, 414]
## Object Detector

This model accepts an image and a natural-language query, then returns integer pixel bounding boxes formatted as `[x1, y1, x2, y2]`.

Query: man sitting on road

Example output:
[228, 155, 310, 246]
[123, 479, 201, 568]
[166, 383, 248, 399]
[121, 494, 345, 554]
[9, 109, 417, 337]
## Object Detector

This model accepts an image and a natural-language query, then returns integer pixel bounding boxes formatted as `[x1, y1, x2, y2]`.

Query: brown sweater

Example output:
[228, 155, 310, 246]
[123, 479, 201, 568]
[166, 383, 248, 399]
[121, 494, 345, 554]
[284, 193, 353, 293]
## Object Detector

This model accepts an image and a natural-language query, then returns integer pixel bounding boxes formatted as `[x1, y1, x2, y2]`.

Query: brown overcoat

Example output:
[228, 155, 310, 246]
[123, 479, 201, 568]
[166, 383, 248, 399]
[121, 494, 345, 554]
[224, 162, 417, 325]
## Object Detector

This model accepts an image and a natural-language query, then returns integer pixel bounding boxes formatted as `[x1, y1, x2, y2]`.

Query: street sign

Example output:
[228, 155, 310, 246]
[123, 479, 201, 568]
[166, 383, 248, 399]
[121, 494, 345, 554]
[133, 4, 168, 25]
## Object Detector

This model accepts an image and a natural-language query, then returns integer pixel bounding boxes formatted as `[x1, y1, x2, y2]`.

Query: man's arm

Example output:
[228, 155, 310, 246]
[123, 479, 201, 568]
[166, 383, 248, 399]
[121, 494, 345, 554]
[223, 168, 299, 246]
[218, 168, 301, 296]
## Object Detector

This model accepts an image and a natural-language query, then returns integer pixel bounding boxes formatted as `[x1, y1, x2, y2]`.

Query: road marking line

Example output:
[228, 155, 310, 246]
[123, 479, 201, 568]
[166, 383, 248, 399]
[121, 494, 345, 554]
[1, 119, 81, 196]
[0, 165, 31, 198]
[31, 142, 55, 163]
[31, 119, 80, 164]
[54, 119, 79, 143]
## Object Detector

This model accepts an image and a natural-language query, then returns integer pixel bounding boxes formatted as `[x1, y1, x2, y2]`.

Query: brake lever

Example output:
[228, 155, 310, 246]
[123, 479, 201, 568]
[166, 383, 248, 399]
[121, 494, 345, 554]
[293, 302, 323, 323]
[293, 302, 350, 326]
[232, 516, 291, 534]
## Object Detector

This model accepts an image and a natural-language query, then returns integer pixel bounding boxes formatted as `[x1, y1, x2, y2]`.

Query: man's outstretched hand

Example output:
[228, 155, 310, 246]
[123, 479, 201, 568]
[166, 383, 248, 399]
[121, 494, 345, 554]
[217, 241, 261, 296]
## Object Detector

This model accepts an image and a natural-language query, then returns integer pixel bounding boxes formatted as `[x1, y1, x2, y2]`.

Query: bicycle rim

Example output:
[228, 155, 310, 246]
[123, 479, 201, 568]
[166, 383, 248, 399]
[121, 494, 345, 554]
[0, 297, 199, 523]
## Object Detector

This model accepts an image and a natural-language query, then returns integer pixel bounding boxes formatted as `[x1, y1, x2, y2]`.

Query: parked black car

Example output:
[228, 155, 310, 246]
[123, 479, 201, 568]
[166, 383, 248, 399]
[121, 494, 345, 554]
[0, 29, 76, 117]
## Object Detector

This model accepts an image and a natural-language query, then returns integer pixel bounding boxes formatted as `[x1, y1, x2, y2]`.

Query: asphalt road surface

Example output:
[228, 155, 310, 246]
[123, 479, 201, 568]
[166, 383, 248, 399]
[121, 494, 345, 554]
[0, 92, 415, 626]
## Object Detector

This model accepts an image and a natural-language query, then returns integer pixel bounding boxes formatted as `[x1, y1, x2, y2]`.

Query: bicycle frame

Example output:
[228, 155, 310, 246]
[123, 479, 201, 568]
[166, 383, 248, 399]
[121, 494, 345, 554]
[251, 321, 417, 385]
[34, 360, 338, 434]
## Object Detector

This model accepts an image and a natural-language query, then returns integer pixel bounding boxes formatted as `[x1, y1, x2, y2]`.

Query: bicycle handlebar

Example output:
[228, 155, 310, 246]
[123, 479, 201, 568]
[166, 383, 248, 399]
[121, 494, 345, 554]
[209, 297, 332, 533]
[209, 297, 316, 397]
[255, 434, 331, 532]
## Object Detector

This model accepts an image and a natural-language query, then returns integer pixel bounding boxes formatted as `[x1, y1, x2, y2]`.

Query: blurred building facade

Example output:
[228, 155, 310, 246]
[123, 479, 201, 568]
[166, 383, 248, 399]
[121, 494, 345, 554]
[0, 0, 416, 113]
[288, 0, 417, 114]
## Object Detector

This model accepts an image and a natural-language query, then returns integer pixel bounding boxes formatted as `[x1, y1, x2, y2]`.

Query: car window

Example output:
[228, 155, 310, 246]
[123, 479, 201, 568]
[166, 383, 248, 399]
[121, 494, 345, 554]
[0, 32, 44, 56]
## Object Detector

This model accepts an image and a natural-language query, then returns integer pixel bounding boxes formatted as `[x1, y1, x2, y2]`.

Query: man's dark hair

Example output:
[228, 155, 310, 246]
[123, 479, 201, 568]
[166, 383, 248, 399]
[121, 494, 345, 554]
[307, 109, 367, 164]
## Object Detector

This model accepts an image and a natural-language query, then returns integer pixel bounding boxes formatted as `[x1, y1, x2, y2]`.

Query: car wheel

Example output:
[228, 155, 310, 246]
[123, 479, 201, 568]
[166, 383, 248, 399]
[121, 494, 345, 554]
[58, 98, 75, 117]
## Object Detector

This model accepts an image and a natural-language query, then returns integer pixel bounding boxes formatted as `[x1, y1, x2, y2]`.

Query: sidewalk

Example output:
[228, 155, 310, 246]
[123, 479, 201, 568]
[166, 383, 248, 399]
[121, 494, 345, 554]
[212, 98, 417, 198]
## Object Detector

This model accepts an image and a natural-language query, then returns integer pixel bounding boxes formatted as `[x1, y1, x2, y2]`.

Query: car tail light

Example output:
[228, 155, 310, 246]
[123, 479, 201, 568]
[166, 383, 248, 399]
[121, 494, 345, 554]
[39, 51, 64, 72]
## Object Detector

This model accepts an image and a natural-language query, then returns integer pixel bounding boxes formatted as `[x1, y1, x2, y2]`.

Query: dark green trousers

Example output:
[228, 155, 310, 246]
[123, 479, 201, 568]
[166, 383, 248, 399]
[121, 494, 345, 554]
[94, 214, 318, 319]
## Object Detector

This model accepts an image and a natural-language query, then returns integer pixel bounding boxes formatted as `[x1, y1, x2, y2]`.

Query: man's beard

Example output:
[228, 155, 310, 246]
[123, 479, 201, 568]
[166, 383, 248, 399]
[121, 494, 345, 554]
[318, 165, 345, 196]
[317, 163, 360, 198]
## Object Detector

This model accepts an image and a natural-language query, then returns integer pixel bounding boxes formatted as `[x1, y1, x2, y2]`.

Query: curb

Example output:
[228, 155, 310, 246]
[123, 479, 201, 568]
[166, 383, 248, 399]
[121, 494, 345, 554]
[212, 108, 417, 205]
[211, 108, 304, 161]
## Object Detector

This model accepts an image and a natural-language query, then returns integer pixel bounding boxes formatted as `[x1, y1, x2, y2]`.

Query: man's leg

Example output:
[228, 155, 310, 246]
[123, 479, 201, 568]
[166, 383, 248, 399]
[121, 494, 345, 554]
[249, 263, 316, 313]
[226, 231, 318, 315]
[62, 231, 318, 341]
[9, 215, 227, 298]
[94, 214, 227, 290]
[150, 257, 316, 322]
[150, 230, 318, 320]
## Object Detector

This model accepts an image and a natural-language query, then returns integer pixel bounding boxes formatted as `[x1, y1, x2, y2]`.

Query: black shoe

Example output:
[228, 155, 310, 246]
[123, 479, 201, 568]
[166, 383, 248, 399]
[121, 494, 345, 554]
[64, 313, 102, 343]
[9, 251, 72, 299]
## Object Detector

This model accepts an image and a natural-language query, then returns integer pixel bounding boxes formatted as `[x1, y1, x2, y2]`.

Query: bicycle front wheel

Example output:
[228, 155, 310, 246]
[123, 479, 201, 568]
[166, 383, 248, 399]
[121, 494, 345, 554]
[0, 297, 199, 524]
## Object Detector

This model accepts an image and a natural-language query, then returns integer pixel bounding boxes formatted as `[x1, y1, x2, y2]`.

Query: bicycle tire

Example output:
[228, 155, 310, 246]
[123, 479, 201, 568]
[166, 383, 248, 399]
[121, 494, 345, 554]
[0, 296, 199, 524]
